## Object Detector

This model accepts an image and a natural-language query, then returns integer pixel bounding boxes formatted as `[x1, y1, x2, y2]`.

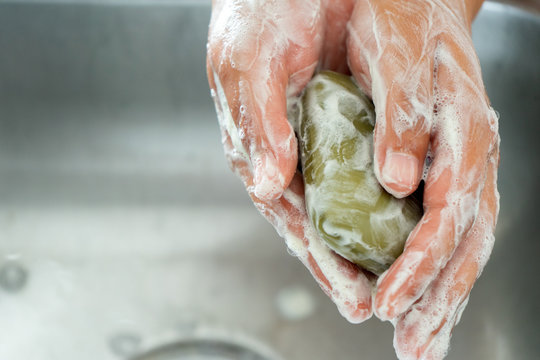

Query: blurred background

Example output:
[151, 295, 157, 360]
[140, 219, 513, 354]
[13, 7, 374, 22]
[0, 1, 539, 359]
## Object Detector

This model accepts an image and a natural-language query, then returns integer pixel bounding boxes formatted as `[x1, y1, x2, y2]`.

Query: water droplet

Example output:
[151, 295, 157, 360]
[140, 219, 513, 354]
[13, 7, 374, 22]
[0, 261, 28, 292]
[108, 333, 141, 357]
[276, 285, 316, 321]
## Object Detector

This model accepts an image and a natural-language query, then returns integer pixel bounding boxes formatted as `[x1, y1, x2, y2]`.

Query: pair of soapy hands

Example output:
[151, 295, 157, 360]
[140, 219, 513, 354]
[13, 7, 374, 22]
[207, 0, 500, 359]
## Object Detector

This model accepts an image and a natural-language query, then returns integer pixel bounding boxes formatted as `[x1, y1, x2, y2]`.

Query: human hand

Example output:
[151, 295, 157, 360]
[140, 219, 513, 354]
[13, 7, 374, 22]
[207, 0, 500, 357]
[206, 0, 373, 323]
[347, 0, 500, 358]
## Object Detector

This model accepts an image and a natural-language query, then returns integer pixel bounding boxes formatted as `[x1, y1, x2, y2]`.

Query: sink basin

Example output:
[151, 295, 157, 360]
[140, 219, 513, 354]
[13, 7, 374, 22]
[0, 1, 538, 359]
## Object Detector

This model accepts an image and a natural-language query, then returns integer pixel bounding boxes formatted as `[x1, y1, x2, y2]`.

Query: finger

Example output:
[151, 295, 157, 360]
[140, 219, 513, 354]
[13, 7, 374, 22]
[211, 56, 299, 201]
[213, 78, 373, 323]
[318, 0, 356, 73]
[348, 0, 436, 197]
[393, 145, 499, 360]
[374, 38, 499, 320]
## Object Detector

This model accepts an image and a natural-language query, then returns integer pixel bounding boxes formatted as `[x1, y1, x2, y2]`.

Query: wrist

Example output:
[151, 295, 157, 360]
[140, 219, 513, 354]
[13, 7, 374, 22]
[448, 0, 485, 26]
[465, 0, 485, 22]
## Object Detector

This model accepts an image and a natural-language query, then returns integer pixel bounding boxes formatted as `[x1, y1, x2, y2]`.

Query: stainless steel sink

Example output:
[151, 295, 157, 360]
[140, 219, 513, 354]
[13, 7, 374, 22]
[0, 1, 538, 359]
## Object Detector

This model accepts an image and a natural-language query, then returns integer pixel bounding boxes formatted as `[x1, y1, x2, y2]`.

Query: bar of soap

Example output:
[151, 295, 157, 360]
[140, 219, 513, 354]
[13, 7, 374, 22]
[298, 71, 422, 275]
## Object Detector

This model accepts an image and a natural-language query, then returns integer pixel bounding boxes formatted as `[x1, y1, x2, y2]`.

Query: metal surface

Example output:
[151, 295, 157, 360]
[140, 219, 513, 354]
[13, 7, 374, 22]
[132, 337, 279, 360]
[0, 1, 539, 359]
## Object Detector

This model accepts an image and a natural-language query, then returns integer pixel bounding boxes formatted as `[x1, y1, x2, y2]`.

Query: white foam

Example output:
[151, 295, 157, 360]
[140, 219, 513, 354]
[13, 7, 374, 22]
[213, 72, 249, 160]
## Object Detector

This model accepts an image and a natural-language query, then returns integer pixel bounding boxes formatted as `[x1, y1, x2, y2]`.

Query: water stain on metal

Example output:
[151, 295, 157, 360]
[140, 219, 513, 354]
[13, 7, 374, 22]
[131, 338, 277, 360]
[109, 333, 142, 357]
[0, 261, 29, 292]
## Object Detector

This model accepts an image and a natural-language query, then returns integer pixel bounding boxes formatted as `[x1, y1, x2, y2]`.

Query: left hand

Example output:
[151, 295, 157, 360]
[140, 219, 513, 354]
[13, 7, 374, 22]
[206, 0, 374, 324]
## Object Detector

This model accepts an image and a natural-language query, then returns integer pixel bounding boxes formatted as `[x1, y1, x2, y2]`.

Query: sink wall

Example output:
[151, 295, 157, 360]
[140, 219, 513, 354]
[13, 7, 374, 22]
[0, 1, 539, 359]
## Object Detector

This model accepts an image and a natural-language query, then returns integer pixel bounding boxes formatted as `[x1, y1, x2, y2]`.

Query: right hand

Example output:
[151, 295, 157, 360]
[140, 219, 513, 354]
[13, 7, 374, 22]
[347, 1, 499, 358]
[206, 0, 373, 323]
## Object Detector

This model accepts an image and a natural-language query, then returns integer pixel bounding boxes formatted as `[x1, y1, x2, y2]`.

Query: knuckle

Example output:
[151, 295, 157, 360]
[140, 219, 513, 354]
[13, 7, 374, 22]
[486, 107, 499, 137]
[483, 107, 500, 154]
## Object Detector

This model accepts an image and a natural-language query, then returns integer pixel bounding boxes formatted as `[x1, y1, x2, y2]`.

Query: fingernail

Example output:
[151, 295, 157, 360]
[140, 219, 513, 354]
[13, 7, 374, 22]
[381, 152, 419, 196]
[253, 152, 284, 200]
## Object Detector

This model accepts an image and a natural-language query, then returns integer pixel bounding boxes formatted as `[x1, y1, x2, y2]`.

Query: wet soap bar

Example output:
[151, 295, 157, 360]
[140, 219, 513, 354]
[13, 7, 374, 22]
[298, 71, 422, 275]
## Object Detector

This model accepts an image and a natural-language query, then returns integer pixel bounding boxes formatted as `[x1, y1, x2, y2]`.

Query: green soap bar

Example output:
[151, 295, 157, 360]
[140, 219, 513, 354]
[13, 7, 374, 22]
[298, 71, 422, 275]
